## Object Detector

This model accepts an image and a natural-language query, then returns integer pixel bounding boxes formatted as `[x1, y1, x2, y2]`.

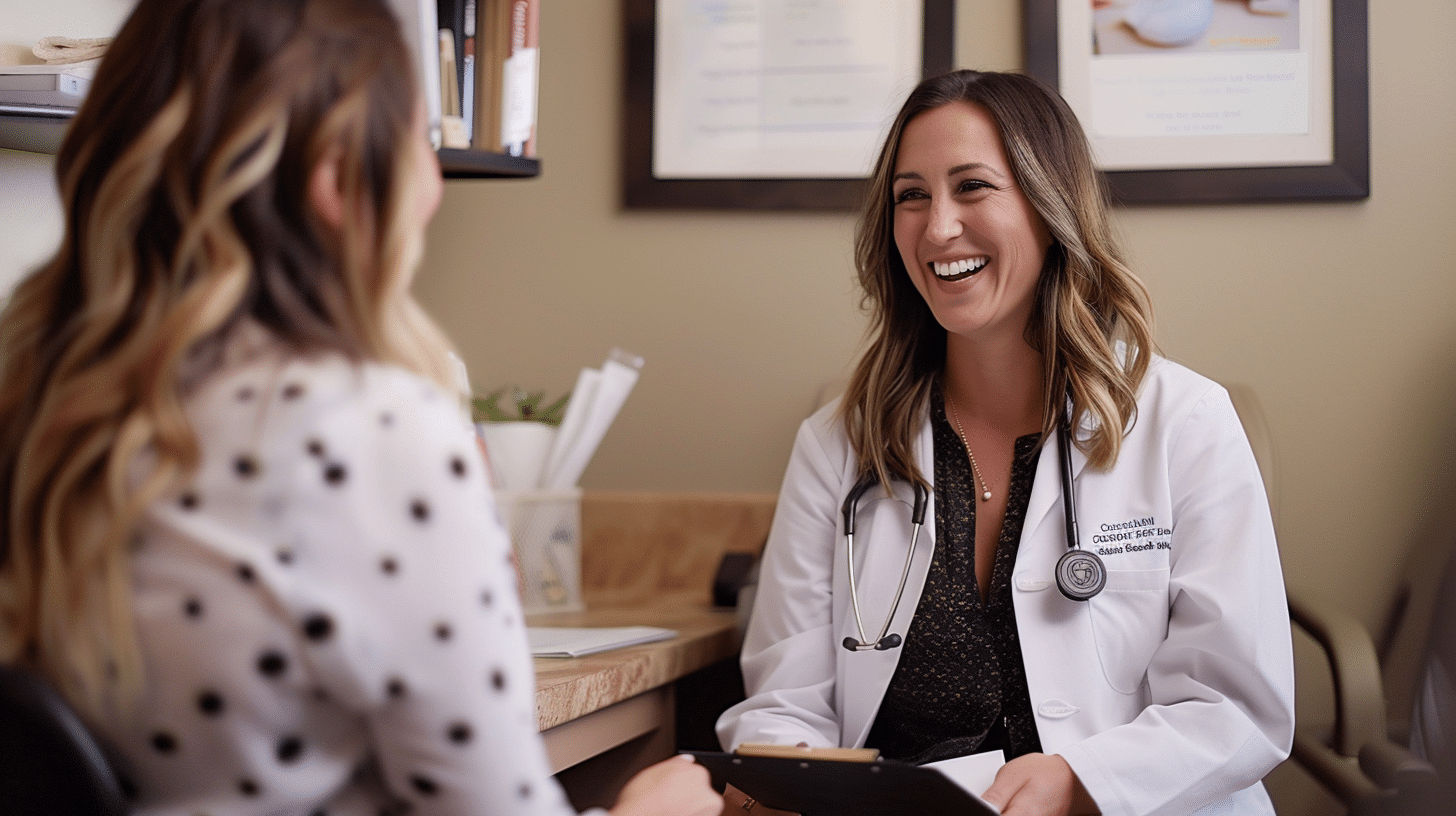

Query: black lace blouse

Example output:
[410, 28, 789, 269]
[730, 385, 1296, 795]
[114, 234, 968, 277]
[864, 387, 1044, 764]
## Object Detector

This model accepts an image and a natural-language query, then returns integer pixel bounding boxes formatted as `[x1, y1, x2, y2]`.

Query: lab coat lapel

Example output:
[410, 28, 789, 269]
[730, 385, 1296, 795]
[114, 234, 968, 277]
[1022, 422, 1090, 551]
[840, 416, 937, 749]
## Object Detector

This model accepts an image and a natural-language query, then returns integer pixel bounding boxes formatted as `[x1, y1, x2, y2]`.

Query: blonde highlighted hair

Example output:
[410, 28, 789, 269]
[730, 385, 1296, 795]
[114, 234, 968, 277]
[0, 0, 456, 720]
[843, 70, 1155, 490]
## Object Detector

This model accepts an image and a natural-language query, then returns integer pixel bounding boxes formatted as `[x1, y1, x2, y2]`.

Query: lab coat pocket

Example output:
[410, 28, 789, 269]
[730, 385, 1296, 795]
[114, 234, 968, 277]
[1087, 567, 1170, 695]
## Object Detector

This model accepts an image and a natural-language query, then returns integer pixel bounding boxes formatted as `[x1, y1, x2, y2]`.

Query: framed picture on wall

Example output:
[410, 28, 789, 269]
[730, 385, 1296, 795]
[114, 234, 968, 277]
[623, 0, 955, 210]
[1024, 0, 1368, 204]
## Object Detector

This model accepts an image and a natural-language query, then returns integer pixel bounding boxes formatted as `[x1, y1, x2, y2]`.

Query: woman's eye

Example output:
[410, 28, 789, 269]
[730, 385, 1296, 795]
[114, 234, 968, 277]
[957, 179, 995, 195]
[893, 188, 928, 205]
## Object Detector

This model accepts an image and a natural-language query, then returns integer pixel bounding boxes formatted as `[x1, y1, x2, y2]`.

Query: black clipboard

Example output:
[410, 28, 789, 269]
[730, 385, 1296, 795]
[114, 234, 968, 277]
[686, 751, 999, 816]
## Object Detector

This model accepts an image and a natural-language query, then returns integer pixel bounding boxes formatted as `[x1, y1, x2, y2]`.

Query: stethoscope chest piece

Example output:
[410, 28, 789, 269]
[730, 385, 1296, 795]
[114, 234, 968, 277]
[1055, 548, 1106, 601]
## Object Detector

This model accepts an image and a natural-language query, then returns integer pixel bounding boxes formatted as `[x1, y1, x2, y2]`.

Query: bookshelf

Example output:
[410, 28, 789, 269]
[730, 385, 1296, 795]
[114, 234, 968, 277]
[1, 0, 541, 181]
[0, 110, 540, 179]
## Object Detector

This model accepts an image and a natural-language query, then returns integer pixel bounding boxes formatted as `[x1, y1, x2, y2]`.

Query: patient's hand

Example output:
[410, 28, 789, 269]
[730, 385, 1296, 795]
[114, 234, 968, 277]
[611, 754, 723, 816]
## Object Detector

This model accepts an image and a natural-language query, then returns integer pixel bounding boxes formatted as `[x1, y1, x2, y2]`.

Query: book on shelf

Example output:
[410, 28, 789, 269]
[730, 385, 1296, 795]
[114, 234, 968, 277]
[472, 0, 511, 153]
[499, 0, 539, 158]
[437, 0, 469, 148]
[387, 0, 444, 148]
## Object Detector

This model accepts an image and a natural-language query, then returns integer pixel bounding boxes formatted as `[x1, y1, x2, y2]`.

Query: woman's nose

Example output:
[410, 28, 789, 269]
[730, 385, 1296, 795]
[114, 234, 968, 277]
[926, 198, 962, 244]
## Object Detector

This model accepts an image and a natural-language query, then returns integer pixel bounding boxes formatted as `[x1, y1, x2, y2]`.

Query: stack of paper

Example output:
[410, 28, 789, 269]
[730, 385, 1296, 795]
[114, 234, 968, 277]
[526, 626, 676, 658]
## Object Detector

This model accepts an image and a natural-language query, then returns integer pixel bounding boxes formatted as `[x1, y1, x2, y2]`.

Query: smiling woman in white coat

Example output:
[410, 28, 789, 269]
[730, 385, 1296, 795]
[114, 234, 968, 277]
[716, 70, 1294, 816]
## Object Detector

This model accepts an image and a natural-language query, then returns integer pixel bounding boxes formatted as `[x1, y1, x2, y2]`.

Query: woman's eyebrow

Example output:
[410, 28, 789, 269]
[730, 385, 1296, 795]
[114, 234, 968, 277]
[948, 162, 1006, 180]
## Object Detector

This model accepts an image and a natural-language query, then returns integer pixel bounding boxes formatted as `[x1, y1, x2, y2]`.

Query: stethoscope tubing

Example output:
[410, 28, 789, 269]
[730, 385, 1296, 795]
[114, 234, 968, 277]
[838, 392, 1106, 652]
[842, 481, 926, 651]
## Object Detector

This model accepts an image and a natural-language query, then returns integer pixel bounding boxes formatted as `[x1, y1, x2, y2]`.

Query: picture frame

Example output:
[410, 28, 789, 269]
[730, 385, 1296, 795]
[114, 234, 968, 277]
[1024, 0, 1368, 204]
[623, 0, 955, 211]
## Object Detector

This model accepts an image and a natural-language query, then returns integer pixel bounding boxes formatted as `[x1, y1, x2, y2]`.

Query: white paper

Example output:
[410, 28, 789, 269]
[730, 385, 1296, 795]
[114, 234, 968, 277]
[527, 626, 677, 658]
[923, 749, 1006, 808]
[542, 350, 643, 490]
[652, 0, 922, 178]
[541, 366, 601, 489]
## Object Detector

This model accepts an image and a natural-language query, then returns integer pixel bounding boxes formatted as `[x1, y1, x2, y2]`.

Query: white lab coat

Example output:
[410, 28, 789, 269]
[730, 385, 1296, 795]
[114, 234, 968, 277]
[717, 357, 1295, 816]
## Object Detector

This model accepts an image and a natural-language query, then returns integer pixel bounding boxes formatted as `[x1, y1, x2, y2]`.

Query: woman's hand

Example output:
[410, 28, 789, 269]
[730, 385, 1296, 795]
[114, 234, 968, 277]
[610, 754, 724, 816]
[980, 753, 1098, 816]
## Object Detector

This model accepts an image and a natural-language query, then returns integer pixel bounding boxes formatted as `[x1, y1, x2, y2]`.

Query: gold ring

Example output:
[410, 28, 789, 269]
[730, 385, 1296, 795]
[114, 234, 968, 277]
[742, 796, 757, 813]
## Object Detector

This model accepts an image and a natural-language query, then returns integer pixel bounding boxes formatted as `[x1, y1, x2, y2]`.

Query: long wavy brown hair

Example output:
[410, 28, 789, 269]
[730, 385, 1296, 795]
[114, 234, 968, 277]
[0, 0, 457, 720]
[842, 70, 1155, 491]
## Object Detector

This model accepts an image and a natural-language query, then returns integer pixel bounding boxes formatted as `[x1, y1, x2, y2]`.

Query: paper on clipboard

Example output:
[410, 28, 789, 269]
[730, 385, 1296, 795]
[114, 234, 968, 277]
[922, 749, 1005, 801]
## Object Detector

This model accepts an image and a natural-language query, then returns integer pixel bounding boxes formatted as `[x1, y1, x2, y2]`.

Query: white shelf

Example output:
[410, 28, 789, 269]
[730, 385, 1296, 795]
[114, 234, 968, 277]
[0, 108, 73, 154]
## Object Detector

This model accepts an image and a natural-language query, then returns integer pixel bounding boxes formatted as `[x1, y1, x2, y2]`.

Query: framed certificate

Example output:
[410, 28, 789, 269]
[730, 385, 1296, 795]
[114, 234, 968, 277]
[623, 0, 955, 210]
[1025, 0, 1368, 203]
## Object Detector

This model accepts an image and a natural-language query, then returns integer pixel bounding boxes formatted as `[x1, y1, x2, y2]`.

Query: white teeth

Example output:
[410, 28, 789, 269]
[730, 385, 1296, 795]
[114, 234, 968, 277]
[933, 258, 988, 278]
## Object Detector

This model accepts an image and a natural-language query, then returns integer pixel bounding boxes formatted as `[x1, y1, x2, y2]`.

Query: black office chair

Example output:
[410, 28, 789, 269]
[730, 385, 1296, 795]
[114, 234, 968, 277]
[0, 663, 129, 816]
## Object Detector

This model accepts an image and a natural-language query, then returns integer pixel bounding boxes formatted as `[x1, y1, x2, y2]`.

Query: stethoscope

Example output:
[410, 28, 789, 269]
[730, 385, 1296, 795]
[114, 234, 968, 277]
[839, 402, 1106, 652]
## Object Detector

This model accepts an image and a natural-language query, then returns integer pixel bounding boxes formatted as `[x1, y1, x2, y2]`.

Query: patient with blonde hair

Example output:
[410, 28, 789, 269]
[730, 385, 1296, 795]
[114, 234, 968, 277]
[0, 2, 720, 815]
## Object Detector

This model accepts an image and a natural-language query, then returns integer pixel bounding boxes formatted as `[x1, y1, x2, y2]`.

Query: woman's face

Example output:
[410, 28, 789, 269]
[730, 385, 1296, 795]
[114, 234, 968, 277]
[403, 102, 443, 241]
[891, 101, 1052, 347]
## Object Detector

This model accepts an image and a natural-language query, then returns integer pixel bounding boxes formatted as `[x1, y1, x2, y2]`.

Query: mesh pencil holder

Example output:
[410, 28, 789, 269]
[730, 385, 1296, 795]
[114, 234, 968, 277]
[493, 488, 584, 614]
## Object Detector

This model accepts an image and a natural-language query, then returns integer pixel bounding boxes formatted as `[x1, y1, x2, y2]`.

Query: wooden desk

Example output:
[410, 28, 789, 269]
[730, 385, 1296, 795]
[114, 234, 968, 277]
[530, 603, 742, 807]
[527, 492, 772, 808]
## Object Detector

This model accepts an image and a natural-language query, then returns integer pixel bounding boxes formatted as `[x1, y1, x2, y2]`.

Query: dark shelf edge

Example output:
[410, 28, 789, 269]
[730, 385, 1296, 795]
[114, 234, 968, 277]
[440, 147, 540, 179]
[2, 113, 540, 181]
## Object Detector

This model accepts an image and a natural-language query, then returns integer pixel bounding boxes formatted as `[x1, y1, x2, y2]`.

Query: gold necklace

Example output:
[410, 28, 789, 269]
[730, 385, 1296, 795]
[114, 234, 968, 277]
[944, 390, 993, 502]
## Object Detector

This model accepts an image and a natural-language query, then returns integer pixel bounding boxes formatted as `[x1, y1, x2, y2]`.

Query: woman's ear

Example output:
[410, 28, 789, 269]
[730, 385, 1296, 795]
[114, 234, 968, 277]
[307, 147, 346, 229]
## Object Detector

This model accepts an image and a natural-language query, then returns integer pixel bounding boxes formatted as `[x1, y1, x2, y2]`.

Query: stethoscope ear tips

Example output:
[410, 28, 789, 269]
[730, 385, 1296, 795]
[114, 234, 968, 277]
[842, 634, 905, 651]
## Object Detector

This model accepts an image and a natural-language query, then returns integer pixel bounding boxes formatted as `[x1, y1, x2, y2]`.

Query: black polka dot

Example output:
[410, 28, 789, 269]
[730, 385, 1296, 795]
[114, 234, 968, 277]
[386, 677, 408, 699]
[434, 622, 452, 641]
[117, 774, 138, 800]
[380, 556, 399, 576]
[234, 455, 260, 479]
[183, 597, 204, 619]
[236, 386, 255, 402]
[150, 732, 178, 754]
[490, 669, 506, 692]
[450, 456, 467, 478]
[257, 650, 288, 678]
[197, 690, 225, 717]
[303, 613, 334, 642]
[276, 735, 305, 764]
[306, 439, 325, 457]
[410, 775, 439, 796]
[409, 499, 430, 522]
[447, 722, 472, 744]
[278, 547, 298, 565]
[312, 686, 330, 703]
[236, 563, 256, 583]
[380, 412, 395, 427]
[282, 383, 305, 400]
[323, 463, 347, 486]
[518, 782, 532, 799]
[480, 590, 493, 607]
[239, 778, 260, 796]
[179, 492, 199, 510]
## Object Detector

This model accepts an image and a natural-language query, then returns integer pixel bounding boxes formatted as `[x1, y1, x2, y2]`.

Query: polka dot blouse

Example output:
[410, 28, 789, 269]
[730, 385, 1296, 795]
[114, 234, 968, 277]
[96, 326, 592, 816]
